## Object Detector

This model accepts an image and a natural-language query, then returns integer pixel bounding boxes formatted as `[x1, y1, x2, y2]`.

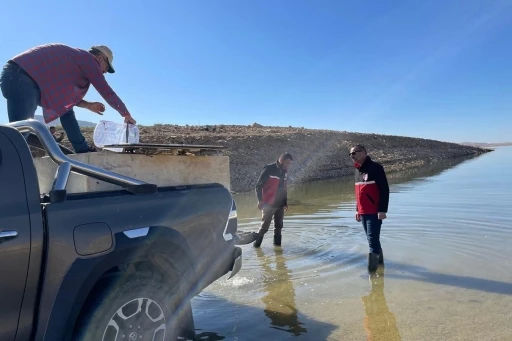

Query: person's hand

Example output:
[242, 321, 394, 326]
[284, 205, 288, 211]
[257, 202, 264, 210]
[378, 212, 387, 220]
[86, 102, 105, 114]
[355, 212, 361, 222]
[124, 115, 136, 125]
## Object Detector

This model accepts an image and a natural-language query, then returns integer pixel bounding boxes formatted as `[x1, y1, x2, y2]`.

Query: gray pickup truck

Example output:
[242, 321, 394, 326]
[0, 120, 242, 341]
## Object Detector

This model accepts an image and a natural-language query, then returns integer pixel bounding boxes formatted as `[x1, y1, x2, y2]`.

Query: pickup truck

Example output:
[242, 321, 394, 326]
[0, 120, 243, 341]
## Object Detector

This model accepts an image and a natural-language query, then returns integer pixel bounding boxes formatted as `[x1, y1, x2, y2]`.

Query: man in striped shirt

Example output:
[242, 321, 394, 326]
[0, 43, 136, 153]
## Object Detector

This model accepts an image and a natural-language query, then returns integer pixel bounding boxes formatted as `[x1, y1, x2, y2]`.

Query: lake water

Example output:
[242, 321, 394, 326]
[191, 146, 512, 341]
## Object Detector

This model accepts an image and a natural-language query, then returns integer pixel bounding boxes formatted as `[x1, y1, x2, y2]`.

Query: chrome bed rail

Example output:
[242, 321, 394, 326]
[7, 119, 157, 201]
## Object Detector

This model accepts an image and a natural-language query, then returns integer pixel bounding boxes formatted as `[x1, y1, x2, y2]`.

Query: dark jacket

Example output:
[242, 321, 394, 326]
[255, 160, 288, 208]
[354, 156, 389, 214]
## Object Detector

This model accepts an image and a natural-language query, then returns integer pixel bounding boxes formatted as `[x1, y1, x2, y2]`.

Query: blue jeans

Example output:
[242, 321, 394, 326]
[59, 110, 90, 153]
[361, 214, 382, 254]
[0, 61, 90, 153]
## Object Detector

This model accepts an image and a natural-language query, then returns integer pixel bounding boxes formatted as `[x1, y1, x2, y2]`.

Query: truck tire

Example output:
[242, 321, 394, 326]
[73, 275, 185, 341]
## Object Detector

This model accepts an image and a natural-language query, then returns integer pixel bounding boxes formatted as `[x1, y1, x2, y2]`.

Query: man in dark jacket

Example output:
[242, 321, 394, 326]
[253, 152, 293, 247]
[350, 144, 390, 272]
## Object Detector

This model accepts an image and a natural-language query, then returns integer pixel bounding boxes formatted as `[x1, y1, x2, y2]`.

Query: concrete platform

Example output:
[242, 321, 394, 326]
[33, 152, 231, 195]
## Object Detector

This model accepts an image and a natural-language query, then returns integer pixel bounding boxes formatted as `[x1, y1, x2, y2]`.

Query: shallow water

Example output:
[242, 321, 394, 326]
[192, 147, 512, 341]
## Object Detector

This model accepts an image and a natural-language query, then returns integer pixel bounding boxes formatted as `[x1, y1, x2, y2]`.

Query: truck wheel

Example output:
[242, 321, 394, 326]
[73, 275, 184, 341]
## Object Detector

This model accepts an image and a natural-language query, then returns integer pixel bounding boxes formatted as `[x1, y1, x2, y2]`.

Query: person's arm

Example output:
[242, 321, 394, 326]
[354, 169, 359, 213]
[375, 164, 390, 213]
[76, 100, 91, 109]
[255, 166, 270, 203]
[284, 176, 288, 208]
[355, 189, 361, 221]
[55, 132, 64, 143]
[77, 56, 133, 120]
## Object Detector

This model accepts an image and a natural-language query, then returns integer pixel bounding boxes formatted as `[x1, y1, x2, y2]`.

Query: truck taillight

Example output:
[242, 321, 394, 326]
[223, 199, 238, 241]
[228, 200, 237, 220]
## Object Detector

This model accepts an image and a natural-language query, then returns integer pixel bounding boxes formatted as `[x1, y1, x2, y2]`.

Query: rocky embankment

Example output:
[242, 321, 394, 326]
[52, 123, 491, 193]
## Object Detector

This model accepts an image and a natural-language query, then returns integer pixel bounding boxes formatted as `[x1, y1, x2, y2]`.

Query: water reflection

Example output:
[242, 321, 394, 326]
[256, 248, 308, 336]
[362, 274, 401, 341]
[387, 263, 512, 296]
[195, 331, 226, 340]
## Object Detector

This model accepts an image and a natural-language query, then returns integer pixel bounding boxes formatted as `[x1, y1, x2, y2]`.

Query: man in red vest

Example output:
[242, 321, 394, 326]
[254, 152, 293, 247]
[350, 144, 390, 273]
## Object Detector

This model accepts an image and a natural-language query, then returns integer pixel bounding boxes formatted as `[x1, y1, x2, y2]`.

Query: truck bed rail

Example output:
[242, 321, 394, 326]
[6, 119, 157, 201]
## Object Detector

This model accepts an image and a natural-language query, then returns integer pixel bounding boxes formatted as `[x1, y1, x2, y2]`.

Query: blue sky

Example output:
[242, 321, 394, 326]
[0, 0, 511, 143]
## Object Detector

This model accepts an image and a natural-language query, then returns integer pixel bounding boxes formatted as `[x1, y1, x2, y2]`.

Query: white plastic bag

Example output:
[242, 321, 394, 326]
[93, 120, 139, 152]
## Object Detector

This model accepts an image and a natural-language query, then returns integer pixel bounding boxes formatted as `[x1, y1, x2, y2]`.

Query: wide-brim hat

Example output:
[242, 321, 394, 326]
[91, 45, 115, 73]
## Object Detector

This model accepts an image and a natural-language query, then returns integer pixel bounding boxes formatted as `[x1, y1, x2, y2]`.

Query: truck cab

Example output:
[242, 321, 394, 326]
[0, 119, 242, 341]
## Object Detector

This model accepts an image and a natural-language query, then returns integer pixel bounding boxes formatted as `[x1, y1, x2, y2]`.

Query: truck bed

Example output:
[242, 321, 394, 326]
[0, 120, 241, 341]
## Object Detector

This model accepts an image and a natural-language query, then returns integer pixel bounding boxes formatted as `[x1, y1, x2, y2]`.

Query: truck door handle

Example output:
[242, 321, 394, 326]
[0, 230, 18, 242]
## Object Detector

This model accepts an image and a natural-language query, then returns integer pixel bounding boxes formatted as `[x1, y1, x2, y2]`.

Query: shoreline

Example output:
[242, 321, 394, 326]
[233, 152, 483, 195]
[55, 123, 490, 193]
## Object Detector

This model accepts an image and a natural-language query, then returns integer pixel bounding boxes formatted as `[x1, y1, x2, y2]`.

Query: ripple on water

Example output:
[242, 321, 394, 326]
[232, 221, 371, 293]
[232, 200, 511, 297]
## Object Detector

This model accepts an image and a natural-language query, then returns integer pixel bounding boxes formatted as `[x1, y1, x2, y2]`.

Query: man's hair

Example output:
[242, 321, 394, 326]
[351, 144, 367, 153]
[49, 126, 55, 130]
[89, 48, 103, 57]
[279, 152, 293, 161]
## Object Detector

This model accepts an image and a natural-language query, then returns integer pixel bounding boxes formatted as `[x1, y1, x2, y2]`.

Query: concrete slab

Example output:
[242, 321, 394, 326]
[33, 152, 231, 194]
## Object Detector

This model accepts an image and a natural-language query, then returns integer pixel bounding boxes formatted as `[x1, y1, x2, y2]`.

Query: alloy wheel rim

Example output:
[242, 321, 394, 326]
[102, 298, 166, 341]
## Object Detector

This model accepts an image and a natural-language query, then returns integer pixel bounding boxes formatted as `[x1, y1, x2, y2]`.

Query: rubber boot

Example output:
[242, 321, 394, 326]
[273, 235, 282, 246]
[378, 249, 384, 266]
[253, 234, 264, 248]
[368, 253, 379, 273]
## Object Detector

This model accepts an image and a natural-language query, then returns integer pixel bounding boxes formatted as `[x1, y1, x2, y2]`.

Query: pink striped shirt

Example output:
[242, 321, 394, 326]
[12, 44, 130, 123]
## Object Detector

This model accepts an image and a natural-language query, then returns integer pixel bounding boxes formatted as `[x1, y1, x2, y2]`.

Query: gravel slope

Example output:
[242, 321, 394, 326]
[51, 123, 491, 193]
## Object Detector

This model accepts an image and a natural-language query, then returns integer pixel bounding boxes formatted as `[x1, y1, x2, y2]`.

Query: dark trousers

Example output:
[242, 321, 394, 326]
[0, 61, 90, 153]
[361, 214, 382, 254]
[257, 205, 285, 237]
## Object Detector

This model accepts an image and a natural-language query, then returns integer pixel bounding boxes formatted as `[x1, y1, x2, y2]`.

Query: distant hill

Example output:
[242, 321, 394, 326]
[460, 142, 512, 147]
[34, 114, 96, 128]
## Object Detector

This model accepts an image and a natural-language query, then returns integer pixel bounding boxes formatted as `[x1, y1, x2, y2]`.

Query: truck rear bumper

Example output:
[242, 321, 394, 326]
[227, 246, 242, 279]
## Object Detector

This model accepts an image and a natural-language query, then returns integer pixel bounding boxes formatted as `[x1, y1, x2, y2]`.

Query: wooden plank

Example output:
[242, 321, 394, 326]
[102, 143, 227, 150]
[100, 143, 226, 155]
